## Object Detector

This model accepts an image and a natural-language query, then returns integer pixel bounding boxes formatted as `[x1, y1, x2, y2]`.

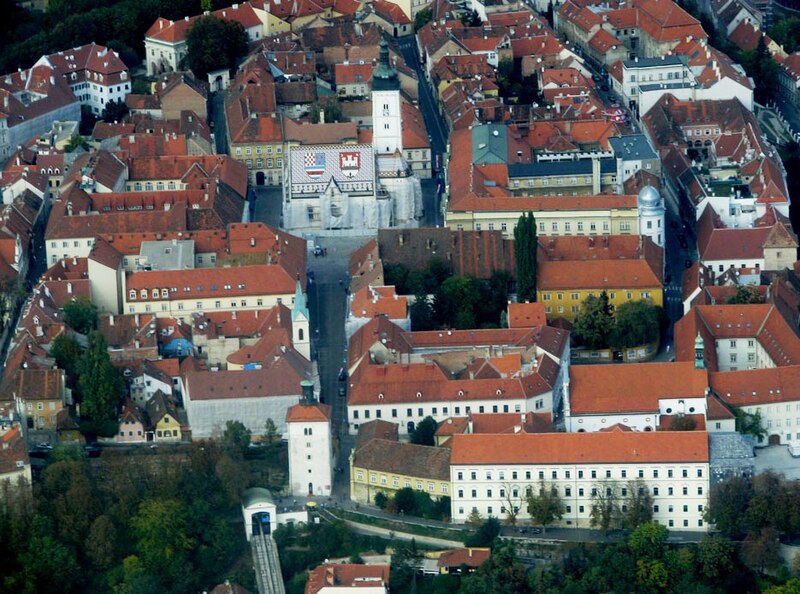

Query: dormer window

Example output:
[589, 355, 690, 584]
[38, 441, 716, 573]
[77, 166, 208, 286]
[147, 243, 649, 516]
[129, 290, 136, 300]
[140, 289, 147, 299]
[151, 289, 158, 299]
[161, 288, 168, 298]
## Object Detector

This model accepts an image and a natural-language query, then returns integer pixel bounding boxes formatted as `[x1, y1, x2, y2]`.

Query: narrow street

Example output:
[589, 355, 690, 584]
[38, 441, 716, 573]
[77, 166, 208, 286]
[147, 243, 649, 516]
[211, 93, 229, 155]
[396, 37, 448, 158]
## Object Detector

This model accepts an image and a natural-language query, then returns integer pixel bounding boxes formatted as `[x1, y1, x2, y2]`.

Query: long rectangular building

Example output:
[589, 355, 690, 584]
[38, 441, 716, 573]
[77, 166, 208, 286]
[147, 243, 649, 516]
[449, 430, 710, 532]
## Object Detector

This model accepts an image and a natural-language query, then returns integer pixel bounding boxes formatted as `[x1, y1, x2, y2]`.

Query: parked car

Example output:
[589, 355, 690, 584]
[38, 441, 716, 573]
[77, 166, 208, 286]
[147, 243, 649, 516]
[600, 84, 609, 91]
[338, 368, 348, 382]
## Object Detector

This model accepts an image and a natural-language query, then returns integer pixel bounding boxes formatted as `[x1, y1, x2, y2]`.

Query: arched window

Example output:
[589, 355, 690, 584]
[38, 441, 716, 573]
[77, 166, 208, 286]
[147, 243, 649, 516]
[298, 328, 304, 341]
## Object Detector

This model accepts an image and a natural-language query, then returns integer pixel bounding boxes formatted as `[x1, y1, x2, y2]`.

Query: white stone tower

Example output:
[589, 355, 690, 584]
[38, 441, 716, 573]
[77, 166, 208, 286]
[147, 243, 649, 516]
[291, 279, 310, 361]
[371, 38, 403, 155]
[637, 184, 666, 248]
[286, 380, 333, 497]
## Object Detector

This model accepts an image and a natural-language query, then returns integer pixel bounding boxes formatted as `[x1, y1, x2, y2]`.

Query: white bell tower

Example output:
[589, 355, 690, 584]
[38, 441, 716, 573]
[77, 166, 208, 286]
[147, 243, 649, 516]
[371, 38, 402, 155]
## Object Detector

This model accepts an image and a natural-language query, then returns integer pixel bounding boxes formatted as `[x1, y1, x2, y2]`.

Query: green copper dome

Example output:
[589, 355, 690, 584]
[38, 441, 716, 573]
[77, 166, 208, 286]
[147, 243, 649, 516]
[372, 38, 400, 92]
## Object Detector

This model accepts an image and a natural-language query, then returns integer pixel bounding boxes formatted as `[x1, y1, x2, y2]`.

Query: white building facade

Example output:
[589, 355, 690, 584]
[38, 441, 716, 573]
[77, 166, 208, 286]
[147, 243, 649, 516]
[287, 395, 333, 497]
[449, 432, 711, 532]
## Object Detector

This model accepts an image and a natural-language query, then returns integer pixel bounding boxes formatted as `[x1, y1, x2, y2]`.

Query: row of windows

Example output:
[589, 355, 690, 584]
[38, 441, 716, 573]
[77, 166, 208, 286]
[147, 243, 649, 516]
[128, 298, 265, 313]
[51, 239, 94, 248]
[456, 485, 703, 499]
[122, 254, 216, 268]
[245, 158, 282, 169]
[458, 486, 703, 498]
[541, 290, 652, 302]
[457, 506, 705, 528]
[455, 467, 703, 481]
[132, 181, 178, 191]
[351, 402, 527, 420]
[236, 145, 283, 156]
[355, 471, 449, 493]
[26, 401, 57, 411]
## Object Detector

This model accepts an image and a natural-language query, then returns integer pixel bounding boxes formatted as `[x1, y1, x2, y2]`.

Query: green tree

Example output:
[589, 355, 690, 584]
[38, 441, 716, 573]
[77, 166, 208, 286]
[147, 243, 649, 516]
[414, 7, 432, 31]
[77, 331, 125, 430]
[64, 133, 89, 153]
[384, 264, 410, 293]
[727, 285, 765, 304]
[101, 98, 129, 123]
[573, 292, 614, 348]
[62, 296, 98, 334]
[374, 492, 388, 510]
[310, 96, 344, 123]
[465, 508, 483, 528]
[460, 8, 481, 26]
[623, 480, 654, 529]
[769, 17, 800, 53]
[409, 416, 437, 446]
[263, 418, 281, 452]
[765, 578, 800, 594]
[221, 419, 251, 456]
[465, 517, 501, 547]
[459, 541, 530, 594]
[740, 527, 781, 574]
[393, 487, 417, 515]
[50, 334, 81, 389]
[735, 409, 767, 440]
[514, 211, 537, 302]
[669, 414, 697, 431]
[184, 15, 248, 78]
[86, 514, 118, 571]
[696, 534, 735, 582]
[590, 480, 621, 535]
[705, 474, 753, 538]
[17, 531, 81, 593]
[526, 481, 563, 534]
[628, 521, 668, 560]
[434, 276, 480, 329]
[132, 499, 194, 571]
[609, 299, 660, 349]
[410, 293, 436, 330]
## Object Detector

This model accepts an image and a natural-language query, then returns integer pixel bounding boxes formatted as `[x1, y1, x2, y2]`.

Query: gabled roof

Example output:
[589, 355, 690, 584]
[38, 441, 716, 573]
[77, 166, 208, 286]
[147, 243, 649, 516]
[352, 438, 451, 480]
[674, 303, 800, 370]
[711, 365, 800, 406]
[449, 430, 710, 465]
[569, 361, 708, 415]
[286, 402, 331, 422]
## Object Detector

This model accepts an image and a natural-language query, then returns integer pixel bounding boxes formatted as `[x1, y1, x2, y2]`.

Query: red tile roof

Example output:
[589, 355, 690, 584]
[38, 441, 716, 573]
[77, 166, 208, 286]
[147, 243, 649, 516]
[286, 402, 331, 422]
[537, 259, 662, 291]
[450, 430, 710, 465]
[711, 365, 800, 407]
[350, 285, 408, 320]
[126, 264, 297, 301]
[305, 564, 390, 594]
[438, 548, 490, 569]
[569, 361, 708, 414]
[508, 302, 547, 328]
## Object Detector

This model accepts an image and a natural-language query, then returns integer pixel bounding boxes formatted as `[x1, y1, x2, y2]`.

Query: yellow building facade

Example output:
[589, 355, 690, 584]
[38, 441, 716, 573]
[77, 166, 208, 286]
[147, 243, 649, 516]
[349, 439, 451, 505]
[538, 287, 664, 321]
[445, 195, 641, 240]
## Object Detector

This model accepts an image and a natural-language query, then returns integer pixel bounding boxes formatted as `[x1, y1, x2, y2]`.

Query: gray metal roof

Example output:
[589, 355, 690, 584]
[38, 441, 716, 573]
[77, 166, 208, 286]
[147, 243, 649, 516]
[242, 487, 275, 509]
[472, 124, 508, 165]
[138, 239, 195, 271]
[609, 134, 658, 161]
[508, 158, 616, 178]
[623, 55, 684, 68]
